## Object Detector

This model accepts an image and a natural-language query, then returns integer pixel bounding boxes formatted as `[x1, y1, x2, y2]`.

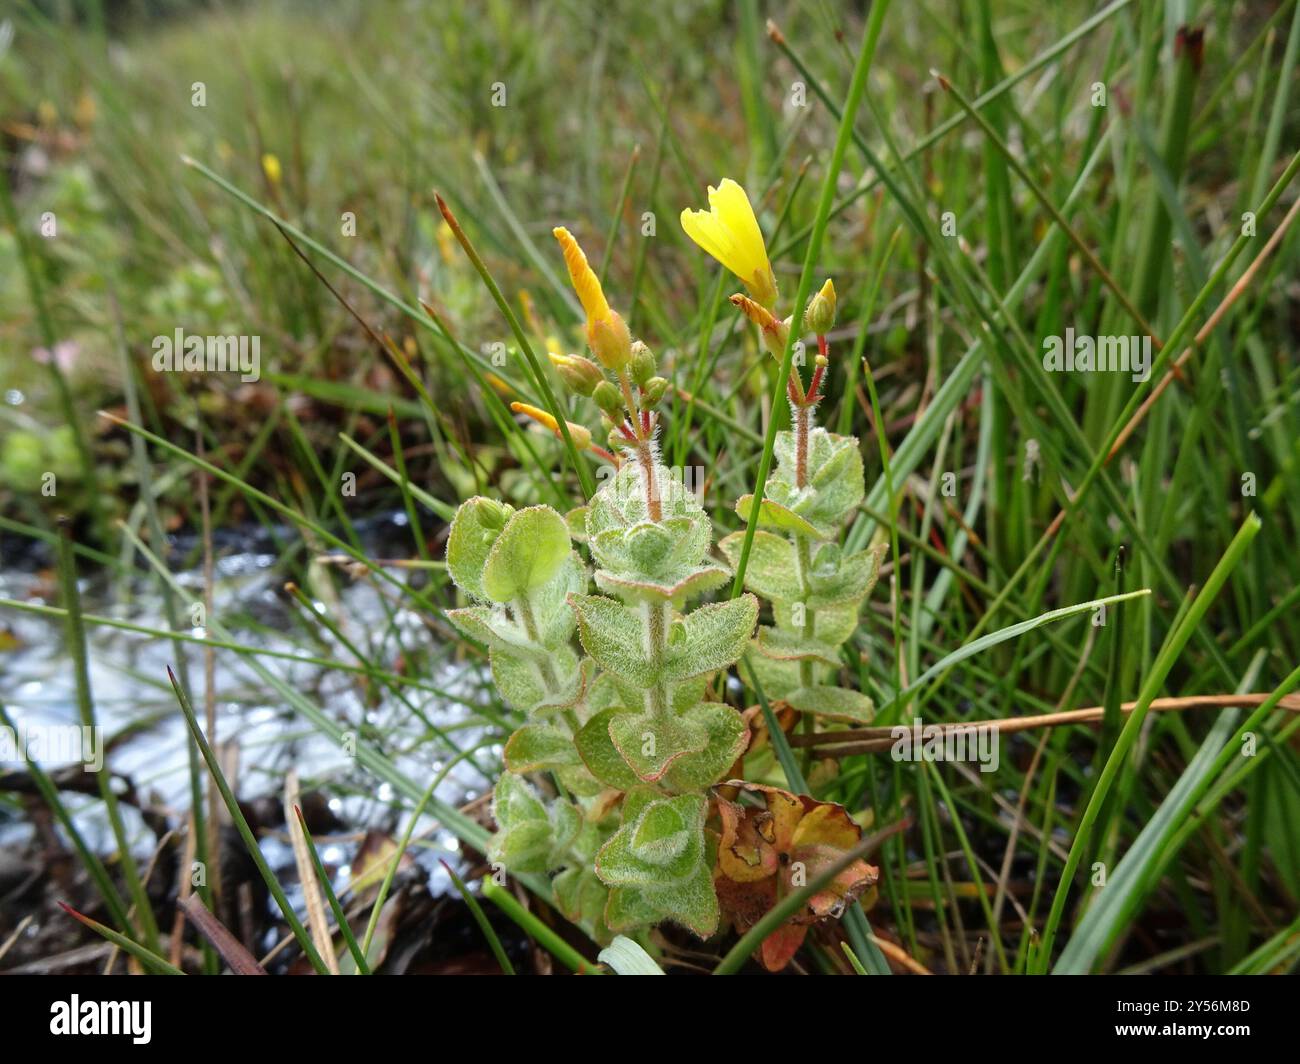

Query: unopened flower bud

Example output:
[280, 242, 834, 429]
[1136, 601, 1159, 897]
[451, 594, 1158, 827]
[804, 278, 836, 335]
[476, 498, 512, 530]
[553, 225, 632, 370]
[592, 380, 624, 415]
[731, 293, 789, 361]
[588, 309, 632, 371]
[630, 341, 657, 386]
[549, 351, 604, 397]
[643, 376, 669, 404]
[509, 402, 592, 450]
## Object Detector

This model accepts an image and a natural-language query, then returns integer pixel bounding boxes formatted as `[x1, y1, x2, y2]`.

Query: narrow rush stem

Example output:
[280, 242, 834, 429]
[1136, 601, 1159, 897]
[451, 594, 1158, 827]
[789, 694, 1300, 752]
[794, 531, 819, 773]
[794, 533, 816, 688]
[793, 546, 817, 814]
[58, 525, 161, 952]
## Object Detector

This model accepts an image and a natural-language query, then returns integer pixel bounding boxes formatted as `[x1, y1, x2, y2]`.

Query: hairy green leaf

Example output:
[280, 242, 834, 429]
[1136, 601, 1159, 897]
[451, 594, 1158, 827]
[785, 685, 875, 722]
[447, 496, 514, 601]
[482, 505, 572, 603]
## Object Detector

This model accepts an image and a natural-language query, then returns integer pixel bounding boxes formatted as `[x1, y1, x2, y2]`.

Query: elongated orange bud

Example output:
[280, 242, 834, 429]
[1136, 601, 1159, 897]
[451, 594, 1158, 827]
[552, 226, 631, 370]
[511, 401, 592, 450]
[552, 226, 609, 323]
[730, 293, 789, 361]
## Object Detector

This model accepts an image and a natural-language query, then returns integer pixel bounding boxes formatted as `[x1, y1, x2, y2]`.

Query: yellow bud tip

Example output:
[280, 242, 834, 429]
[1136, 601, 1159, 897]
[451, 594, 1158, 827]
[510, 402, 592, 450]
[510, 401, 559, 432]
[552, 226, 610, 326]
[261, 153, 282, 185]
[805, 278, 837, 334]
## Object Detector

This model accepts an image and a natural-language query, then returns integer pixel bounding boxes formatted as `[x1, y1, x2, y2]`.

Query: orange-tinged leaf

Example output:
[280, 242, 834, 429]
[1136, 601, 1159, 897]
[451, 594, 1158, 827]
[712, 781, 879, 972]
[716, 795, 779, 883]
[760, 924, 808, 972]
[791, 801, 861, 852]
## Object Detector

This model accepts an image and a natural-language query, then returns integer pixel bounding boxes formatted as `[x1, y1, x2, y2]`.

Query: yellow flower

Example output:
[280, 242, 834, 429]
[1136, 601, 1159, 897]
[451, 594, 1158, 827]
[510, 402, 592, 450]
[261, 153, 282, 186]
[553, 227, 631, 370]
[680, 179, 777, 309]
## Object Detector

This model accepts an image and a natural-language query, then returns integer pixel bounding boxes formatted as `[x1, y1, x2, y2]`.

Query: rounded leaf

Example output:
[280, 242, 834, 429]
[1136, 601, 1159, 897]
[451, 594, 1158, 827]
[447, 497, 514, 600]
[481, 505, 571, 603]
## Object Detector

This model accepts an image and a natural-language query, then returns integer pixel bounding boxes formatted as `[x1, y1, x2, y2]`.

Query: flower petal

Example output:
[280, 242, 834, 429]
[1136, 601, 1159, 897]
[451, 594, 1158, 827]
[552, 226, 609, 325]
[709, 178, 768, 276]
[679, 207, 740, 274]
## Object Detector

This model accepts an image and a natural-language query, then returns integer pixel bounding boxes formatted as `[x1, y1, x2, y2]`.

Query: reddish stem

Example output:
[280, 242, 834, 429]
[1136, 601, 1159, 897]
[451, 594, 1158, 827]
[637, 439, 662, 521]
[807, 365, 826, 403]
[806, 334, 829, 402]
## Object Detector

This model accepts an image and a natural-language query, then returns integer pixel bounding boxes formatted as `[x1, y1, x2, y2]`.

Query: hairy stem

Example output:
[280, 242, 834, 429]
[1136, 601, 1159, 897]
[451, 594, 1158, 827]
[516, 594, 559, 691]
[645, 600, 670, 718]
[636, 439, 662, 521]
[795, 403, 811, 488]
[619, 371, 662, 520]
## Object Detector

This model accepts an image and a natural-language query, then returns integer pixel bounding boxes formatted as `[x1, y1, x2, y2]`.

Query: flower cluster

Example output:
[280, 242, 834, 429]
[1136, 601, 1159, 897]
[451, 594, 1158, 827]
[685, 181, 887, 724]
[445, 179, 882, 966]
